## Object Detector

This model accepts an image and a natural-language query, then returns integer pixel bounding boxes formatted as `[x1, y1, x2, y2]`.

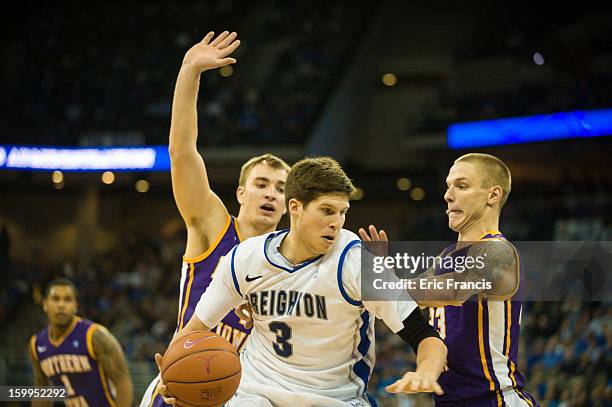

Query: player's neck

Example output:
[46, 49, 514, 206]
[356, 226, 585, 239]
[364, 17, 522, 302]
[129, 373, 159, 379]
[279, 230, 318, 265]
[49, 317, 76, 341]
[458, 217, 500, 241]
[235, 216, 276, 240]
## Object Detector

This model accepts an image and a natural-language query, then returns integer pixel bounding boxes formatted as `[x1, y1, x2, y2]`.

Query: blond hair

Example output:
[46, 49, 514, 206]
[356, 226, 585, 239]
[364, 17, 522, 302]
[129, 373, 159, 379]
[285, 157, 356, 206]
[455, 153, 512, 208]
[239, 153, 291, 186]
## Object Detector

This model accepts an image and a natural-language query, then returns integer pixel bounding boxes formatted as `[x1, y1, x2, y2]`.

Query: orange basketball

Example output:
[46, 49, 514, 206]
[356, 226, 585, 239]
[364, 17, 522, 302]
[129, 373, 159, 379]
[160, 331, 241, 407]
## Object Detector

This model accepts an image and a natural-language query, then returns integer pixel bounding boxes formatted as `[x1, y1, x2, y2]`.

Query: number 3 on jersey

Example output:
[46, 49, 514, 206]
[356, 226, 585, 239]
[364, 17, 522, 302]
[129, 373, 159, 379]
[429, 307, 446, 339]
[269, 321, 293, 357]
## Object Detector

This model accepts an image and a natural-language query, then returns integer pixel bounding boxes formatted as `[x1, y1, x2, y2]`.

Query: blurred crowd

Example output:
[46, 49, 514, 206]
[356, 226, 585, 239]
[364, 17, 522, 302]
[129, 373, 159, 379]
[420, 7, 612, 132]
[1, 231, 183, 362]
[3, 1, 373, 147]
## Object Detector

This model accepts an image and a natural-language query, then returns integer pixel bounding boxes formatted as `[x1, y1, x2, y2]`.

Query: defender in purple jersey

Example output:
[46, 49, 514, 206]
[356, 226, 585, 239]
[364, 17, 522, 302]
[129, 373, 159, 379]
[140, 30, 290, 407]
[361, 154, 538, 406]
[30, 278, 133, 407]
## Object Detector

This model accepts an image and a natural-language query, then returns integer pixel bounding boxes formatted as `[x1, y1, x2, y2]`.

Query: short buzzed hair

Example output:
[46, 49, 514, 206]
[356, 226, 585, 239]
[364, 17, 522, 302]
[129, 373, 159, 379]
[285, 157, 356, 207]
[238, 153, 291, 186]
[44, 277, 78, 298]
[455, 153, 512, 208]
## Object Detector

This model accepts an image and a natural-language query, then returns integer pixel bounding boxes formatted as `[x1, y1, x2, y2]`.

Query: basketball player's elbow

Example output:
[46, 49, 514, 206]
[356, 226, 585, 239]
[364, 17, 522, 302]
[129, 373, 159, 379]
[114, 377, 133, 407]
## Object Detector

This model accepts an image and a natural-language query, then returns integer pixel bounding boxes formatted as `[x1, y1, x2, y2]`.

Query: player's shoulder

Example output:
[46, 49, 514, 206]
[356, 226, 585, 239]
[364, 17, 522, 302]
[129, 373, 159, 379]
[32, 326, 47, 341]
[333, 229, 362, 268]
[339, 228, 360, 242]
[231, 229, 282, 264]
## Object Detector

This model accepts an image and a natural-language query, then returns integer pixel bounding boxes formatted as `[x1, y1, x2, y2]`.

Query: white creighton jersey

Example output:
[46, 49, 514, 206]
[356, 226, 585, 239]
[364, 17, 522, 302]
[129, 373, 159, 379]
[195, 229, 417, 405]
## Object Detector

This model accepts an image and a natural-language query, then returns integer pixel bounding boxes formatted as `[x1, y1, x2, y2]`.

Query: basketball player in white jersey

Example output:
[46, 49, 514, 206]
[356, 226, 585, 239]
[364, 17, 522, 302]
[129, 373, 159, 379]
[140, 31, 290, 407]
[158, 157, 447, 406]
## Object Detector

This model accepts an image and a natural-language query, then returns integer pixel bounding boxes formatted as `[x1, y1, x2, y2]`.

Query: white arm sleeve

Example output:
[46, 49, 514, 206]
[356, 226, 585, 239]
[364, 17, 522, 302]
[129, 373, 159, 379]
[342, 243, 418, 333]
[194, 247, 246, 328]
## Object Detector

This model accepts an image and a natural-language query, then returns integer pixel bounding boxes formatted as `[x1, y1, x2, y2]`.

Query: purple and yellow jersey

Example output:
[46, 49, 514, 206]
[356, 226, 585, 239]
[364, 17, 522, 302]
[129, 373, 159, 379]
[430, 232, 538, 406]
[31, 317, 116, 407]
[175, 215, 250, 351]
[141, 216, 251, 407]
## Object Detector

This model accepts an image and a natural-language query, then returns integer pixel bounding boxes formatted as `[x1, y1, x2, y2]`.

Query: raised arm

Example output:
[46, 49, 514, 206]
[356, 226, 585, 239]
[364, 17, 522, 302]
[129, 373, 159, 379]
[169, 31, 241, 258]
[91, 326, 133, 407]
[29, 338, 52, 407]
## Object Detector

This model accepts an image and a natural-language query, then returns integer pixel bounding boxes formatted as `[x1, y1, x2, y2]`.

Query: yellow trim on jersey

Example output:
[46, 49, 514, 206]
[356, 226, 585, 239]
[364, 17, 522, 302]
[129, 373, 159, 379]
[233, 217, 243, 242]
[86, 323, 100, 360]
[48, 316, 81, 347]
[179, 263, 195, 329]
[496, 390, 503, 406]
[478, 230, 502, 240]
[504, 300, 518, 388]
[97, 363, 117, 407]
[504, 302, 534, 407]
[183, 215, 232, 263]
[148, 379, 160, 407]
[30, 335, 38, 362]
[515, 388, 535, 407]
[478, 298, 496, 392]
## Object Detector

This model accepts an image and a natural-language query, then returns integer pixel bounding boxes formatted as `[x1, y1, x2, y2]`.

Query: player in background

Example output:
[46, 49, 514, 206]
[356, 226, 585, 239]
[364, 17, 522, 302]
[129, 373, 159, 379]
[140, 31, 290, 407]
[29, 278, 133, 407]
[160, 157, 447, 406]
[360, 153, 538, 406]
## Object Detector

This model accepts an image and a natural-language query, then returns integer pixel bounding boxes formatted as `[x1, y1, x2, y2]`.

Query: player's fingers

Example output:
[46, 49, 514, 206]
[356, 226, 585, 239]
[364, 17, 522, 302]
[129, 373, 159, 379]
[162, 396, 176, 405]
[399, 377, 419, 393]
[219, 40, 241, 57]
[200, 31, 215, 45]
[368, 225, 380, 241]
[211, 31, 230, 46]
[432, 381, 444, 395]
[419, 378, 433, 392]
[358, 228, 371, 241]
[380, 229, 389, 242]
[384, 380, 401, 393]
[218, 31, 237, 49]
[388, 378, 413, 393]
[218, 58, 237, 66]
[154, 353, 163, 371]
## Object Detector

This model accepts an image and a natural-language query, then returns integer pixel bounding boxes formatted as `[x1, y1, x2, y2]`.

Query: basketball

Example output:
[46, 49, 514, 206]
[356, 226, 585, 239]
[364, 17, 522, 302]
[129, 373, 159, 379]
[160, 331, 241, 406]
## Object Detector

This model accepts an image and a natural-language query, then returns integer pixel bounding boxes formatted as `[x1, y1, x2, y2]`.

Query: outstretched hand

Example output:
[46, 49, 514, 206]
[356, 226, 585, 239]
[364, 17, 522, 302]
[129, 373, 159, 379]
[358, 224, 389, 257]
[385, 371, 444, 395]
[182, 31, 241, 73]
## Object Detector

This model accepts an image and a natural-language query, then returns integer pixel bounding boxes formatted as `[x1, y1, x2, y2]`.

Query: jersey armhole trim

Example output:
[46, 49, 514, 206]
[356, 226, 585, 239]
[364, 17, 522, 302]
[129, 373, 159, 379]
[86, 323, 100, 360]
[30, 335, 38, 362]
[230, 246, 243, 297]
[338, 239, 363, 307]
[183, 215, 232, 263]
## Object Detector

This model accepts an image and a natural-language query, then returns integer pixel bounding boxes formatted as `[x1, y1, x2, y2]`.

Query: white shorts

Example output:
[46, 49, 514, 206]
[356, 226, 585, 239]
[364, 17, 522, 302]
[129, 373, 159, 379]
[226, 382, 373, 407]
[139, 373, 160, 407]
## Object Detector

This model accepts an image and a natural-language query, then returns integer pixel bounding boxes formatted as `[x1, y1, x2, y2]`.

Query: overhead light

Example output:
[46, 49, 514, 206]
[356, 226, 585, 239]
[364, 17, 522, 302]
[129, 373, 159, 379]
[219, 65, 234, 77]
[101, 171, 115, 185]
[135, 179, 150, 193]
[382, 73, 397, 87]
[533, 52, 545, 66]
[396, 177, 411, 191]
[52, 171, 63, 184]
[411, 187, 425, 201]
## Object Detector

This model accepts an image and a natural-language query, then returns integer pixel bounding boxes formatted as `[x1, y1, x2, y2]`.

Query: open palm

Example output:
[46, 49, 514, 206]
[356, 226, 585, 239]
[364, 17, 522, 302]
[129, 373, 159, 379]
[182, 31, 241, 72]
